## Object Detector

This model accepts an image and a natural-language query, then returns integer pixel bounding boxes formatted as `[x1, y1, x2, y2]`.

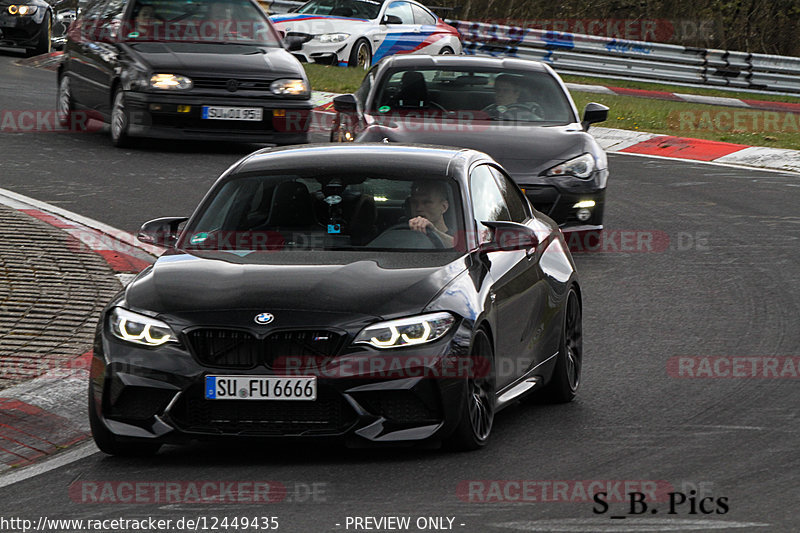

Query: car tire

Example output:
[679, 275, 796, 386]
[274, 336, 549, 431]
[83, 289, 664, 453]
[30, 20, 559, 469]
[539, 287, 582, 403]
[56, 74, 74, 128]
[348, 39, 371, 69]
[28, 13, 52, 56]
[110, 88, 135, 148]
[439, 46, 454, 55]
[446, 328, 495, 450]
[88, 385, 161, 456]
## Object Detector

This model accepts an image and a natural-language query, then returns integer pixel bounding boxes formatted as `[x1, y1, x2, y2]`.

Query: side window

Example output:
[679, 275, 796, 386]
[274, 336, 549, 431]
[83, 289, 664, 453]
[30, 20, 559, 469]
[411, 4, 436, 25]
[101, 0, 125, 18]
[81, 0, 108, 19]
[491, 167, 529, 223]
[470, 164, 511, 243]
[385, 1, 414, 24]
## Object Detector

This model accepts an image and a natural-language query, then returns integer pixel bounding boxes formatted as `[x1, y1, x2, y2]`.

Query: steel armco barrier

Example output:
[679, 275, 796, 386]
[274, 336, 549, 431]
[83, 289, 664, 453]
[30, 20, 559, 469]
[258, 2, 800, 95]
[446, 20, 800, 95]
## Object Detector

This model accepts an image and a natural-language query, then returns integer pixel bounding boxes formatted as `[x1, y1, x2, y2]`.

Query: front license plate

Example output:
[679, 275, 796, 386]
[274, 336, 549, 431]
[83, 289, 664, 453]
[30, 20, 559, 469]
[205, 375, 317, 400]
[201, 106, 263, 121]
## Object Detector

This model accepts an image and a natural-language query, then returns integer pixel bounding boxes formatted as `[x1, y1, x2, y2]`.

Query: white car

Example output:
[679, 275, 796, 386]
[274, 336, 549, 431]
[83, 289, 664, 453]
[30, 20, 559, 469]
[269, 0, 462, 69]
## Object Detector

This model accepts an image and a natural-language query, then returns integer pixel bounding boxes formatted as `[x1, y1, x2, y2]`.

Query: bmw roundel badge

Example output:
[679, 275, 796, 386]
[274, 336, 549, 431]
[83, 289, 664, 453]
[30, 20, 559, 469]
[254, 312, 274, 325]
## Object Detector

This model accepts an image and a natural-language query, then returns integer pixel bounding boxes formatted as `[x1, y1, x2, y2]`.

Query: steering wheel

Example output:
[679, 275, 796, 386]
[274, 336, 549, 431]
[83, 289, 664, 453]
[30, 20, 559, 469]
[380, 223, 445, 249]
[481, 102, 542, 120]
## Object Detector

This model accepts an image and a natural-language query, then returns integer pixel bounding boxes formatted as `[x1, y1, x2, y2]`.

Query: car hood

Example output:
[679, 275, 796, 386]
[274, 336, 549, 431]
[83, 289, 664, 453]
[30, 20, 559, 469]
[269, 14, 372, 34]
[358, 120, 592, 180]
[125, 251, 468, 318]
[123, 42, 304, 78]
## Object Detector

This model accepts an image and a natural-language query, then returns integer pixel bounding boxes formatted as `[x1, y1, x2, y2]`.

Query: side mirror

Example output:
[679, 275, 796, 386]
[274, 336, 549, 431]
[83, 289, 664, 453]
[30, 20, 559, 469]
[284, 34, 305, 52]
[381, 14, 403, 24]
[581, 102, 608, 131]
[479, 220, 540, 252]
[137, 217, 188, 247]
[333, 93, 358, 113]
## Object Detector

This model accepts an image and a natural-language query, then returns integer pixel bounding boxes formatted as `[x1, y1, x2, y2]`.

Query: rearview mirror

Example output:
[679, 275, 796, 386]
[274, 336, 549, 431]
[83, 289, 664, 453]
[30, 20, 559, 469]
[137, 217, 188, 247]
[333, 94, 358, 113]
[480, 220, 540, 252]
[581, 102, 609, 131]
[382, 14, 403, 24]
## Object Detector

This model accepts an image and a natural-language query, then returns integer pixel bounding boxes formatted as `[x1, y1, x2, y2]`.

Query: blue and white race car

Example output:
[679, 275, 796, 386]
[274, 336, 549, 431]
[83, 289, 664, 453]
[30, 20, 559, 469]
[270, 0, 462, 69]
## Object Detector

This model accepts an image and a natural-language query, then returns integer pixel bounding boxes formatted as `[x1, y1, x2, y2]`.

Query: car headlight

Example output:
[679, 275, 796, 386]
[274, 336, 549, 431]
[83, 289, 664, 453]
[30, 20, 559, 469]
[109, 307, 177, 347]
[149, 74, 193, 90]
[8, 5, 38, 15]
[270, 78, 309, 96]
[544, 153, 596, 179]
[317, 32, 350, 43]
[354, 312, 455, 349]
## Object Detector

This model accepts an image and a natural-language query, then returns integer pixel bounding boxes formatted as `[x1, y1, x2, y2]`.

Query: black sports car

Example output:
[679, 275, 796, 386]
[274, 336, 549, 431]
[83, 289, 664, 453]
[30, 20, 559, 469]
[331, 55, 609, 230]
[0, 0, 75, 55]
[57, 0, 312, 146]
[89, 144, 583, 455]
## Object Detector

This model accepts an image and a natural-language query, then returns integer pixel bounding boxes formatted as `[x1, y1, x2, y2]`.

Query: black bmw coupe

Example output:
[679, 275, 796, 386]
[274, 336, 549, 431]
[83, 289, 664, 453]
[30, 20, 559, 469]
[331, 55, 609, 230]
[89, 144, 583, 455]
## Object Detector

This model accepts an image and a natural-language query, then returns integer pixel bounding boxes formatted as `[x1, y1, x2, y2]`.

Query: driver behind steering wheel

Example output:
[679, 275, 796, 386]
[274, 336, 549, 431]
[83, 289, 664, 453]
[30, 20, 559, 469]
[483, 74, 538, 120]
[408, 181, 455, 248]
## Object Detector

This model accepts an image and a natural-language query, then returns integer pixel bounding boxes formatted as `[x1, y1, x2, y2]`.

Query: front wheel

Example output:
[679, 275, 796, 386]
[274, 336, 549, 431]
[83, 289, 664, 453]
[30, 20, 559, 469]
[29, 14, 52, 56]
[110, 88, 135, 148]
[539, 288, 582, 403]
[446, 329, 495, 450]
[439, 46, 454, 55]
[348, 39, 371, 69]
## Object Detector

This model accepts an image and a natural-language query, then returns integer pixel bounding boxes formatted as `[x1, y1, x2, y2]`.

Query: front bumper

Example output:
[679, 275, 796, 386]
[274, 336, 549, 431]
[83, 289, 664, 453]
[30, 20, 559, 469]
[124, 91, 312, 144]
[0, 11, 45, 48]
[519, 169, 608, 229]
[291, 40, 350, 66]
[90, 318, 472, 446]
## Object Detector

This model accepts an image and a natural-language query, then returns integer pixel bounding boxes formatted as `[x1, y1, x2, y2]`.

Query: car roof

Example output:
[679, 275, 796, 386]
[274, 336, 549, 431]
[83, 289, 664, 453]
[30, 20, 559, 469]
[232, 144, 488, 180]
[379, 55, 552, 73]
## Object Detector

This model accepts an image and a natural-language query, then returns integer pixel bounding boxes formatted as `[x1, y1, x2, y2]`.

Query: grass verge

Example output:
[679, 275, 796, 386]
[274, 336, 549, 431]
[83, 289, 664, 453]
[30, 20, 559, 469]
[561, 74, 800, 104]
[304, 63, 365, 94]
[571, 92, 800, 149]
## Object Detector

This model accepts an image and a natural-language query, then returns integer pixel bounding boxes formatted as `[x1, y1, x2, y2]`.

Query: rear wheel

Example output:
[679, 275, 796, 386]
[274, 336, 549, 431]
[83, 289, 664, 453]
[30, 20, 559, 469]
[56, 74, 74, 128]
[88, 385, 161, 456]
[439, 46, 454, 55]
[539, 288, 582, 403]
[110, 88, 135, 148]
[348, 39, 371, 69]
[446, 329, 495, 450]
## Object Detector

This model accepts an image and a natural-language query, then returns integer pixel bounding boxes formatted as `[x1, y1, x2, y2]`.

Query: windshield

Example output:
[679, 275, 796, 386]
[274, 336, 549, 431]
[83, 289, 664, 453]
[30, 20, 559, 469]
[123, 0, 281, 45]
[180, 172, 464, 253]
[295, 0, 383, 20]
[371, 68, 576, 124]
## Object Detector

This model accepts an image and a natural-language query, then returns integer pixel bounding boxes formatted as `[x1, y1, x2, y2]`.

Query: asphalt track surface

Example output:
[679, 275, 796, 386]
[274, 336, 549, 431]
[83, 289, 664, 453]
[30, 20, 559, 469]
[1, 51, 799, 532]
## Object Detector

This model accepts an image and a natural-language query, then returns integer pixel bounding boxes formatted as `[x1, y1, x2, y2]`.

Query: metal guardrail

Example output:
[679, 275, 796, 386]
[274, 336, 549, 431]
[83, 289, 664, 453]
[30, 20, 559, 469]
[258, 2, 800, 95]
[447, 20, 800, 95]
